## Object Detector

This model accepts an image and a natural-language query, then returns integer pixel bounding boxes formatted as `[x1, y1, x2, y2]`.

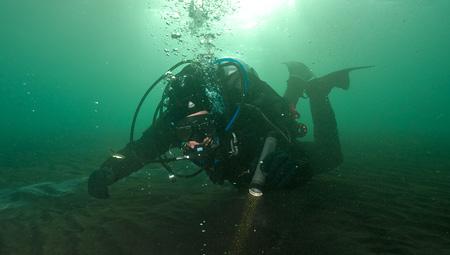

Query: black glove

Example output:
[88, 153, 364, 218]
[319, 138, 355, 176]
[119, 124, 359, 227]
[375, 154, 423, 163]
[88, 169, 112, 199]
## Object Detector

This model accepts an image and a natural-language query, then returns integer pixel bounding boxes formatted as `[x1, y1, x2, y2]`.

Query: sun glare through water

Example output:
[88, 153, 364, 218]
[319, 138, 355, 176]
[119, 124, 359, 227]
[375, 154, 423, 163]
[228, 0, 297, 30]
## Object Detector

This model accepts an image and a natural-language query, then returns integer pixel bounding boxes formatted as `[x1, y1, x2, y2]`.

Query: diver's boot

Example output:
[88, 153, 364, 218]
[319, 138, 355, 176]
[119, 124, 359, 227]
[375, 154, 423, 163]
[305, 79, 334, 99]
[306, 66, 373, 98]
[305, 72, 349, 98]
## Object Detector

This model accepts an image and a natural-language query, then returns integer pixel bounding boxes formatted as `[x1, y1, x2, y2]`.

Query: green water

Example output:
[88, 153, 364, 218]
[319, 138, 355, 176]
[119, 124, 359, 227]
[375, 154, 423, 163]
[1, 0, 449, 141]
[0, 1, 449, 254]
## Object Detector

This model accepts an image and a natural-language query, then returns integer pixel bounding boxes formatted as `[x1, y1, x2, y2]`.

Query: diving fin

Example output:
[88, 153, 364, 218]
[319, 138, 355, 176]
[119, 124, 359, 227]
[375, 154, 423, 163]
[318, 66, 374, 90]
[283, 61, 315, 81]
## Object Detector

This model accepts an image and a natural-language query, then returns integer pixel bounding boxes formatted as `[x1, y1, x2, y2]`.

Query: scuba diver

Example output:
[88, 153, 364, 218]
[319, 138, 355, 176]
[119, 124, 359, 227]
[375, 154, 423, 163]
[88, 58, 371, 198]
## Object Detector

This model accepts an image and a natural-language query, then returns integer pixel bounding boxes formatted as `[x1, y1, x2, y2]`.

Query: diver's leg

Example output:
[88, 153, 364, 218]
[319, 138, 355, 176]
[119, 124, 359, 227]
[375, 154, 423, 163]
[283, 77, 307, 118]
[306, 81, 343, 173]
[282, 75, 342, 172]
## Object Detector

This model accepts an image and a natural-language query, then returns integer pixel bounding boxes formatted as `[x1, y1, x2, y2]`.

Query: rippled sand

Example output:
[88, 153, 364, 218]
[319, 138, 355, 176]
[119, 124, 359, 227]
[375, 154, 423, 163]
[0, 136, 449, 255]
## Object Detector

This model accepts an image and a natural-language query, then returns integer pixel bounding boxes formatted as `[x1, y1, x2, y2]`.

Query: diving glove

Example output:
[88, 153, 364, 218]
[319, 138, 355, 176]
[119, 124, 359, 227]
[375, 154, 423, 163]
[88, 169, 112, 199]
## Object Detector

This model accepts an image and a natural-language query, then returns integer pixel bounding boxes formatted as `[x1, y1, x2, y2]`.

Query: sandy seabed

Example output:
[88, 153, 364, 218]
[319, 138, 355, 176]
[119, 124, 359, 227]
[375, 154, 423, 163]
[0, 135, 449, 255]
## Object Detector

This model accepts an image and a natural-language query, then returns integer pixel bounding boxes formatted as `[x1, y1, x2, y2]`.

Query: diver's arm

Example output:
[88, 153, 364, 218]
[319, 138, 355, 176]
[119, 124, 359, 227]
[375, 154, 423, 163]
[88, 117, 175, 199]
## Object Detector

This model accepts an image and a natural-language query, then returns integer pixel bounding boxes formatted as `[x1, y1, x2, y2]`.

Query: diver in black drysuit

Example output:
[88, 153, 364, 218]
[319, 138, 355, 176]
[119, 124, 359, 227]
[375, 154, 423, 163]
[88, 59, 370, 199]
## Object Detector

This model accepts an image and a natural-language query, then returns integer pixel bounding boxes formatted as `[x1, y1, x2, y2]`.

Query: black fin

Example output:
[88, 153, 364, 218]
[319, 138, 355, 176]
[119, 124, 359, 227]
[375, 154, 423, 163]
[283, 61, 315, 81]
[318, 66, 373, 90]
